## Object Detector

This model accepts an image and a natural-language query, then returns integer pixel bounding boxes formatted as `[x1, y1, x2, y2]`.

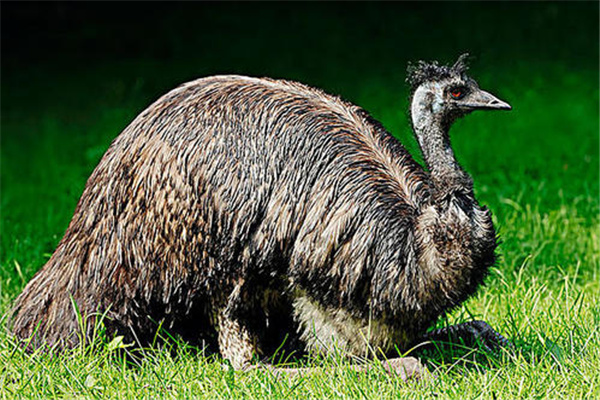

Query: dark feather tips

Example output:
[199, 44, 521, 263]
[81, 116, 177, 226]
[406, 53, 471, 92]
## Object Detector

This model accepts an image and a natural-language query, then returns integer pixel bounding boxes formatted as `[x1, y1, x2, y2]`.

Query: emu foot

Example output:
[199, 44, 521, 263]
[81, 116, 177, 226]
[420, 320, 513, 353]
[257, 357, 428, 381]
[377, 357, 430, 381]
[348, 356, 429, 381]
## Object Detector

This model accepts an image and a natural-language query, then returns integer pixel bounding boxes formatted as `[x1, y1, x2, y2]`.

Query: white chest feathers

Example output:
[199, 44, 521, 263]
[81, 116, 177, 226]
[293, 295, 407, 358]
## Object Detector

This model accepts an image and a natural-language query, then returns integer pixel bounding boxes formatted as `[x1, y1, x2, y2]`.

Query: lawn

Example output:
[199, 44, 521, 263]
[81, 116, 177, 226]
[1, 2, 599, 398]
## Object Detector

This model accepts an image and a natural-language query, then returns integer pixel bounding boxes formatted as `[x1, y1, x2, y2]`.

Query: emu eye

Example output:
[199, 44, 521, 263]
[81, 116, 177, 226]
[450, 88, 466, 100]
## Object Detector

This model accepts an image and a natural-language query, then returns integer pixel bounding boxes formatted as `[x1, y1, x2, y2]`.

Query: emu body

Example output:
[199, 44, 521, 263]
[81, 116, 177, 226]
[12, 60, 509, 369]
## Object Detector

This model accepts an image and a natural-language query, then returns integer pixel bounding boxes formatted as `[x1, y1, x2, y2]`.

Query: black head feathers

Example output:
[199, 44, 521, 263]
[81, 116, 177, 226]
[407, 53, 471, 92]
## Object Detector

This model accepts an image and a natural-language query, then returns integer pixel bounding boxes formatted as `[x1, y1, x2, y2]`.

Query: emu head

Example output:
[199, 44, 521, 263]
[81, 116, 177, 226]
[407, 54, 511, 130]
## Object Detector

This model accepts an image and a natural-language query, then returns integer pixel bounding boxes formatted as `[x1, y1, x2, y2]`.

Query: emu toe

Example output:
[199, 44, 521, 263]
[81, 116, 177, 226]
[422, 320, 513, 353]
[381, 357, 430, 381]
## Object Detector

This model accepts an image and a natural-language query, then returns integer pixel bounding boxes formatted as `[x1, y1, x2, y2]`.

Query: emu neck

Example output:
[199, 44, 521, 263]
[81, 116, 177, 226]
[411, 94, 471, 198]
[413, 113, 457, 176]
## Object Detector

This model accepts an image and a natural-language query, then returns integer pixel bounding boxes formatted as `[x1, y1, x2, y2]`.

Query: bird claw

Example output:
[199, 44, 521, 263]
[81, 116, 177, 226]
[466, 320, 514, 352]
[421, 320, 513, 353]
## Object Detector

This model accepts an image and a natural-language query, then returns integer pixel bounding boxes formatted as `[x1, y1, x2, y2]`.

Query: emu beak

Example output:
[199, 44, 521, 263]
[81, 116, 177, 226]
[465, 90, 512, 111]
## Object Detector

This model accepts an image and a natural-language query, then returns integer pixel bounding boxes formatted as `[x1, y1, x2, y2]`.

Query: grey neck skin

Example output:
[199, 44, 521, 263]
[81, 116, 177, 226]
[410, 84, 472, 198]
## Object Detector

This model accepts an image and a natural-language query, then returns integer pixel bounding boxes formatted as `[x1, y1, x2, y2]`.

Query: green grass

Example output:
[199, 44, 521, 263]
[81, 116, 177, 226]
[1, 2, 599, 398]
[3, 199, 598, 398]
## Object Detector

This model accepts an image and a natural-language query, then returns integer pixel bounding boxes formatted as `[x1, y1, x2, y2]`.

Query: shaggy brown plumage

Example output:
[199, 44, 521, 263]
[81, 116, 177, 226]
[11, 56, 511, 369]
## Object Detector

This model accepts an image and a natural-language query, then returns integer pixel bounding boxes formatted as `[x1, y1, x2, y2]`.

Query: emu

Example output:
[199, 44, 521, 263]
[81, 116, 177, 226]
[11, 54, 511, 377]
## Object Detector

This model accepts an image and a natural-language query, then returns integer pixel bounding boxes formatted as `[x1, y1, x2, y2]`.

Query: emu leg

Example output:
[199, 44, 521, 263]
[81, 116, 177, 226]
[216, 278, 265, 370]
[420, 320, 512, 351]
[217, 313, 259, 370]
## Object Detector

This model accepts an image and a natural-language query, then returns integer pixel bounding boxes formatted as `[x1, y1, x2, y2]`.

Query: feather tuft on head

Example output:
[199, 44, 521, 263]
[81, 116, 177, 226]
[407, 53, 471, 92]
